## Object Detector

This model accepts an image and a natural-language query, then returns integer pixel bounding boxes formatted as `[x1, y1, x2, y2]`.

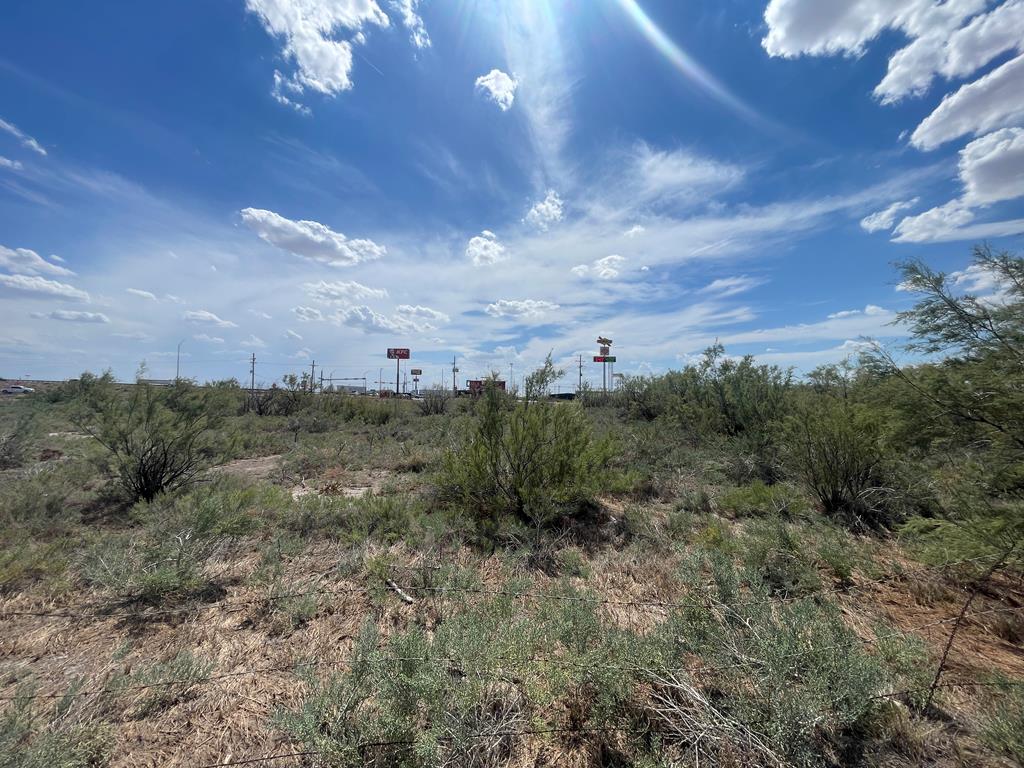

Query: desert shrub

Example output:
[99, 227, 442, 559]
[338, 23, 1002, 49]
[739, 517, 821, 596]
[980, 682, 1024, 763]
[651, 554, 889, 767]
[0, 688, 111, 768]
[284, 492, 435, 547]
[620, 345, 792, 481]
[79, 483, 258, 599]
[0, 466, 78, 534]
[718, 480, 809, 519]
[114, 651, 212, 718]
[417, 386, 451, 416]
[438, 358, 613, 528]
[782, 393, 896, 531]
[73, 376, 232, 502]
[0, 414, 32, 470]
[279, 588, 644, 767]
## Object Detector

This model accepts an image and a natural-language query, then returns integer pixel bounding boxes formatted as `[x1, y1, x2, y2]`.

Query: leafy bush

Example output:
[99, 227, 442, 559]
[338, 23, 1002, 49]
[782, 393, 895, 531]
[73, 376, 233, 502]
[439, 358, 613, 527]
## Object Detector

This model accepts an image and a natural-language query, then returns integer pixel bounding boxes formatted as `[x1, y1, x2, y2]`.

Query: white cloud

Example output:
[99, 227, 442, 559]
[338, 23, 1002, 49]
[574, 254, 625, 280]
[334, 303, 447, 335]
[390, 0, 430, 49]
[624, 224, 646, 238]
[335, 304, 405, 334]
[0, 156, 23, 171]
[394, 304, 449, 329]
[248, 309, 273, 319]
[292, 305, 325, 322]
[762, 0, 984, 59]
[183, 309, 237, 328]
[860, 198, 920, 232]
[0, 117, 46, 156]
[891, 128, 1024, 241]
[485, 299, 560, 320]
[474, 69, 518, 111]
[32, 310, 109, 324]
[240, 207, 386, 266]
[126, 288, 158, 300]
[0, 273, 88, 301]
[524, 190, 564, 231]
[892, 199, 976, 242]
[876, 0, 1024, 103]
[0, 245, 74, 277]
[700, 275, 765, 297]
[194, 333, 225, 344]
[303, 278, 388, 303]
[911, 53, 1024, 150]
[285, 329, 304, 341]
[244, 0, 390, 103]
[466, 230, 508, 266]
[241, 334, 267, 348]
[827, 304, 887, 319]
[959, 127, 1024, 205]
[950, 262, 1007, 295]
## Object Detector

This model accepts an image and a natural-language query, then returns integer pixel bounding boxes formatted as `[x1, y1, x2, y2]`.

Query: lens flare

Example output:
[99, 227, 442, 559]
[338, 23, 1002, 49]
[613, 0, 767, 127]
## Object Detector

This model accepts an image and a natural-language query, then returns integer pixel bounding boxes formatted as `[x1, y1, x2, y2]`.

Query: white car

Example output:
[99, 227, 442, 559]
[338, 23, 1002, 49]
[1, 384, 34, 395]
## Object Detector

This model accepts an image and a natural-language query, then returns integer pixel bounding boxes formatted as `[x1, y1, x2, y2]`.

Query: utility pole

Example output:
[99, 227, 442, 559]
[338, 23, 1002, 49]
[378, 368, 383, 393]
[319, 370, 324, 392]
[509, 362, 514, 392]
[451, 356, 459, 395]
[578, 354, 583, 394]
[249, 353, 256, 398]
[176, 339, 184, 381]
[309, 360, 316, 393]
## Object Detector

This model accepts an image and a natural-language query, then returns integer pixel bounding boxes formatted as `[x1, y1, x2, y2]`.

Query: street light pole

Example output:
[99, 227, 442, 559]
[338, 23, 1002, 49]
[176, 339, 184, 380]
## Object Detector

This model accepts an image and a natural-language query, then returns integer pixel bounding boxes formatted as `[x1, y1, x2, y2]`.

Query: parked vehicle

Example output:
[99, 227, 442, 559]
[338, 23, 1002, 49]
[1, 384, 35, 395]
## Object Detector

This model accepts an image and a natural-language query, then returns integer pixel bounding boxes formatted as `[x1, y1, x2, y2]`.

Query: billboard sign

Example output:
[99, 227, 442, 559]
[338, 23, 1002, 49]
[387, 348, 411, 359]
[600, 345, 610, 355]
[596, 336, 613, 346]
[410, 368, 423, 375]
[594, 355, 618, 363]
[593, 356, 605, 363]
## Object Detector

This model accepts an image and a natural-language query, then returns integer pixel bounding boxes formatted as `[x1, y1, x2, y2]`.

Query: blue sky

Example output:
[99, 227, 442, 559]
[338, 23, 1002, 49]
[1, 0, 1023, 387]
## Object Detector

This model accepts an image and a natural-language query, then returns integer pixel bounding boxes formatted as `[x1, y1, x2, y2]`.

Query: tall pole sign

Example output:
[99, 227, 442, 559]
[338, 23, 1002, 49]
[387, 348, 410, 396]
[595, 337, 613, 396]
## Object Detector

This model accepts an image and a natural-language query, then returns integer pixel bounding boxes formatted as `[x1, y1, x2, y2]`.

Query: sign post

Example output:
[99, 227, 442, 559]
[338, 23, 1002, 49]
[595, 337, 614, 396]
[387, 348, 410, 397]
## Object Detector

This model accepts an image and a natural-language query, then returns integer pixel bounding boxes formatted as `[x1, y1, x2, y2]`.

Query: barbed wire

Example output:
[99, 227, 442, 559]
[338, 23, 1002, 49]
[0, 551, 1006, 622]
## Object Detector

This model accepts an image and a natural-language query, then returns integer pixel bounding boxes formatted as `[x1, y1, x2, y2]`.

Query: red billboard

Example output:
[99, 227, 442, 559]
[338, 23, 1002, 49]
[387, 348, 411, 359]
